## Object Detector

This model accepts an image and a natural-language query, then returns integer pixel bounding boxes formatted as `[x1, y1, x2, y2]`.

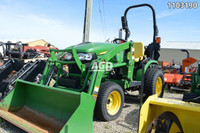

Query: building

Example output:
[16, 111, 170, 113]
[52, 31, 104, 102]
[159, 42, 200, 64]
[0, 39, 51, 57]
[27, 39, 49, 47]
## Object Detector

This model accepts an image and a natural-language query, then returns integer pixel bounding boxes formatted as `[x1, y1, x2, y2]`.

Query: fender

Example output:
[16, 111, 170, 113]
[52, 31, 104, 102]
[144, 60, 158, 73]
[135, 60, 158, 81]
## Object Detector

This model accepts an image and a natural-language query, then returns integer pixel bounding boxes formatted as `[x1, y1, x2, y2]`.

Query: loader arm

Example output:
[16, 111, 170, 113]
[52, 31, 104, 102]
[41, 41, 135, 93]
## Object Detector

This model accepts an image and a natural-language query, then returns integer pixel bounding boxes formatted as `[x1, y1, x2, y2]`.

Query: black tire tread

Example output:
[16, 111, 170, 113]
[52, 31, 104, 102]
[144, 68, 164, 99]
[144, 68, 157, 94]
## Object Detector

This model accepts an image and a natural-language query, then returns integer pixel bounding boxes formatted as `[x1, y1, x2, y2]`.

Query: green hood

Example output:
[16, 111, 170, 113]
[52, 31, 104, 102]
[72, 42, 118, 55]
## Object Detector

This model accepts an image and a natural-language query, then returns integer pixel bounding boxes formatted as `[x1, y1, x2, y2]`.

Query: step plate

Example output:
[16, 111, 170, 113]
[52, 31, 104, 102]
[130, 81, 141, 87]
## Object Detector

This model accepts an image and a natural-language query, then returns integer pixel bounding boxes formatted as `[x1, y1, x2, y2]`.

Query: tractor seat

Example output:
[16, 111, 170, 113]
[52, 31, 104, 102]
[134, 42, 144, 62]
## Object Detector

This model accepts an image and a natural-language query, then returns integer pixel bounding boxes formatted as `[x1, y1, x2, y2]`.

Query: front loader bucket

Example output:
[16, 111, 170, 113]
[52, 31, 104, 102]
[0, 80, 95, 133]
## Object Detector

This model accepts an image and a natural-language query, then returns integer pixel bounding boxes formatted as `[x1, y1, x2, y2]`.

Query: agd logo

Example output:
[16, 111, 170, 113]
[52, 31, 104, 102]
[91, 62, 113, 71]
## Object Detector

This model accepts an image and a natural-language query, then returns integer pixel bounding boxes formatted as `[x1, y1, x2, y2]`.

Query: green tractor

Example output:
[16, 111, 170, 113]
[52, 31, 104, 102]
[0, 4, 164, 133]
[183, 60, 200, 102]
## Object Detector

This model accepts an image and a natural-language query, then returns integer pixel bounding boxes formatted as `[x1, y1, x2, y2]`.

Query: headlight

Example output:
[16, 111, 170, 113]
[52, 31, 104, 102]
[78, 53, 93, 61]
[65, 53, 72, 60]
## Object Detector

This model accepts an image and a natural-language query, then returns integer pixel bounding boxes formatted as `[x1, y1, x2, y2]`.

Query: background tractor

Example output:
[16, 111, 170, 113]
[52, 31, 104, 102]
[183, 60, 200, 102]
[139, 60, 200, 133]
[0, 41, 46, 99]
[164, 49, 197, 92]
[0, 4, 164, 133]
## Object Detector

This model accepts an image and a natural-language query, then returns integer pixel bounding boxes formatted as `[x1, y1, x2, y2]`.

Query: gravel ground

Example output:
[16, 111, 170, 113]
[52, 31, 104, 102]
[93, 91, 183, 133]
[0, 119, 25, 133]
[0, 91, 183, 133]
[93, 95, 140, 133]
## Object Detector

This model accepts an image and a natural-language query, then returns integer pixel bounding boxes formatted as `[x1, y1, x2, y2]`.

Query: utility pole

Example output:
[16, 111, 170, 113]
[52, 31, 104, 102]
[83, 0, 93, 43]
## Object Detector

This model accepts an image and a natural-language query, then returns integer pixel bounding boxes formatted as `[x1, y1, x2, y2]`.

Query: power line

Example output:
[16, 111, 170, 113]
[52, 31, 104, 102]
[98, 0, 107, 40]
[102, 0, 107, 39]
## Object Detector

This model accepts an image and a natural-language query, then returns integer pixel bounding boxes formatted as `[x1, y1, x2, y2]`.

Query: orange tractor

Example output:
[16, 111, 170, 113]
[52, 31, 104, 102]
[163, 49, 197, 92]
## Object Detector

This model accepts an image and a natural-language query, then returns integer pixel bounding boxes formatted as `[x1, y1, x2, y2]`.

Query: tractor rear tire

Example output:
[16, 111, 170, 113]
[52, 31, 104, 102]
[94, 81, 124, 121]
[144, 68, 164, 100]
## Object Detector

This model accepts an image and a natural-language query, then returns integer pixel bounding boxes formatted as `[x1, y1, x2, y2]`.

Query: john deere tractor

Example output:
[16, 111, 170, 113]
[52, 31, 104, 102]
[0, 4, 164, 133]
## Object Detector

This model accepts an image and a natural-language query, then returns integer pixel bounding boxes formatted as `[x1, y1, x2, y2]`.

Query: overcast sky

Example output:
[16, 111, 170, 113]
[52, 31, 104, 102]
[0, 0, 199, 48]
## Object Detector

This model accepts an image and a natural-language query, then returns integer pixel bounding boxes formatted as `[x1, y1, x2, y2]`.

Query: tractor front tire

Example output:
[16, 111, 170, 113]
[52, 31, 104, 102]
[144, 68, 164, 99]
[94, 82, 124, 121]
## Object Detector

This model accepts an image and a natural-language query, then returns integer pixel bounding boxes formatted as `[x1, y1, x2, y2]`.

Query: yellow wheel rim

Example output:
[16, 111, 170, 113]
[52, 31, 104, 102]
[106, 91, 121, 115]
[155, 77, 162, 95]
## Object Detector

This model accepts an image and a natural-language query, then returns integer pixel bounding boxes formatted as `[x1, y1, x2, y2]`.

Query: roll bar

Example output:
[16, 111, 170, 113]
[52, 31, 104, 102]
[121, 4, 158, 43]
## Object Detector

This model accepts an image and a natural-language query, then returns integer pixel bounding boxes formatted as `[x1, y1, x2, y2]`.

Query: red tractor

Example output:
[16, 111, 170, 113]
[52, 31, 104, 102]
[24, 44, 57, 57]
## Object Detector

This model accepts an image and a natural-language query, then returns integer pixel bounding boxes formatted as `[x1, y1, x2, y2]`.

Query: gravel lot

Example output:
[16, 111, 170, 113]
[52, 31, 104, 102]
[94, 91, 183, 133]
[0, 91, 183, 133]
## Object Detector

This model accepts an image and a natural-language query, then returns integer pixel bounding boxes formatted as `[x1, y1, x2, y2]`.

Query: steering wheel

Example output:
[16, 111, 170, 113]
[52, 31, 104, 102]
[113, 38, 126, 44]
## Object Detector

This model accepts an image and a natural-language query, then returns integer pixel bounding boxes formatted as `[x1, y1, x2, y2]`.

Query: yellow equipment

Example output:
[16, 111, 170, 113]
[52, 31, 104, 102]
[138, 95, 200, 133]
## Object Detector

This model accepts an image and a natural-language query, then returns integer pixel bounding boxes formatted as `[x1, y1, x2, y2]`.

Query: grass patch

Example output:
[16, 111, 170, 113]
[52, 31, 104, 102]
[104, 124, 110, 129]
[131, 111, 137, 115]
